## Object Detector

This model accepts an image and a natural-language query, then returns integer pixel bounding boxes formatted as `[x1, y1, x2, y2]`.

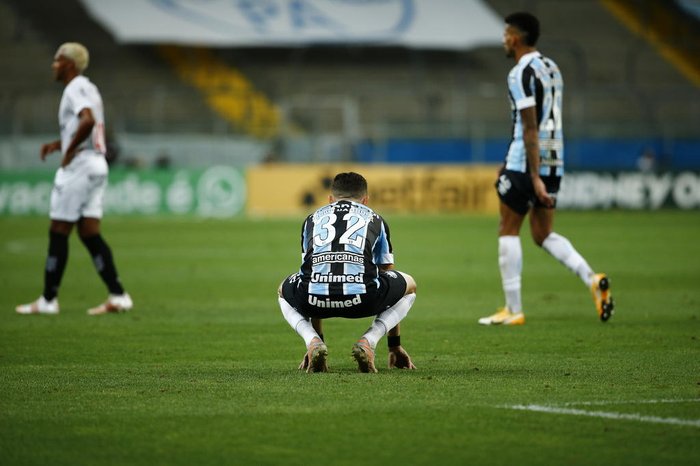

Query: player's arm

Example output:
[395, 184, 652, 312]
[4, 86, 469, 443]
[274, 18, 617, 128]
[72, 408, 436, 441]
[387, 323, 416, 369]
[40, 140, 61, 160]
[520, 106, 553, 207]
[61, 108, 95, 167]
[379, 263, 416, 369]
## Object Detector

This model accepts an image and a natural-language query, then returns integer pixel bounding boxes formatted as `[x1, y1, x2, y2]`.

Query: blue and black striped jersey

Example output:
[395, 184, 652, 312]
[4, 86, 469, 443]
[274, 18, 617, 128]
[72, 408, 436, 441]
[298, 200, 394, 296]
[506, 51, 564, 176]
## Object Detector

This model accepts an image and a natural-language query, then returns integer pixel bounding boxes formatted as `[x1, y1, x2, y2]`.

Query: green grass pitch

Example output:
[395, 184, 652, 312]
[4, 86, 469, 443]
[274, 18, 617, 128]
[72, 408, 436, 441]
[1, 211, 699, 465]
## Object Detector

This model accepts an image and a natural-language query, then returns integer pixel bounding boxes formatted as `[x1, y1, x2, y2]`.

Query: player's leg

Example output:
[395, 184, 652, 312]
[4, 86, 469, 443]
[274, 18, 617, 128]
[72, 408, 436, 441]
[79, 218, 133, 315]
[479, 170, 529, 325]
[44, 220, 73, 301]
[78, 218, 127, 290]
[532, 207, 614, 321]
[354, 271, 416, 372]
[402, 272, 417, 295]
[532, 206, 593, 283]
[361, 272, 416, 347]
[16, 219, 73, 315]
[499, 202, 526, 314]
[77, 160, 132, 315]
[78, 218, 124, 292]
[298, 318, 324, 370]
[278, 278, 322, 345]
[479, 200, 526, 325]
[278, 277, 327, 372]
[16, 163, 81, 314]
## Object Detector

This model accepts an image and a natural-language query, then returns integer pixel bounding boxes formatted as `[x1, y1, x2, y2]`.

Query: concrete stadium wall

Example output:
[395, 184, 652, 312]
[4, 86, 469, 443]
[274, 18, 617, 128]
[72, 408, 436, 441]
[0, 134, 271, 170]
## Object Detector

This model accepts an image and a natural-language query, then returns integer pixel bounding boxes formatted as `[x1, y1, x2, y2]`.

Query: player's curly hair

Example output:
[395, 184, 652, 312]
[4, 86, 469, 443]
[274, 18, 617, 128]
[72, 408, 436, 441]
[331, 172, 368, 200]
[57, 42, 89, 73]
[505, 12, 540, 46]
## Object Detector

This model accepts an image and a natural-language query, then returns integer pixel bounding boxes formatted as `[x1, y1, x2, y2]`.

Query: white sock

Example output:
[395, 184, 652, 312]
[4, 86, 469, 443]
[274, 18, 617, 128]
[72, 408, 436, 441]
[362, 293, 416, 349]
[278, 297, 320, 346]
[542, 232, 594, 288]
[499, 236, 522, 314]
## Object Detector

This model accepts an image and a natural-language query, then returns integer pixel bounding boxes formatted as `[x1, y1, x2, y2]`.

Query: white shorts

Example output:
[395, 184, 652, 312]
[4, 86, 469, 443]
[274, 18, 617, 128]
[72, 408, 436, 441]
[50, 152, 109, 222]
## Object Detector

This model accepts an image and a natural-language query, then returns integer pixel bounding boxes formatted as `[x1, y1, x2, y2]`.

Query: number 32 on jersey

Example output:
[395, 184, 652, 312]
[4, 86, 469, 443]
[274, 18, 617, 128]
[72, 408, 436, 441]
[313, 212, 367, 249]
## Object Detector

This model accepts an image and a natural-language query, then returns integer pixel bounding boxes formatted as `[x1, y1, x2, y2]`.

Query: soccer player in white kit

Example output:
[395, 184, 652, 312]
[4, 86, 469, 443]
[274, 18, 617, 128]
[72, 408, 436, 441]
[16, 42, 133, 316]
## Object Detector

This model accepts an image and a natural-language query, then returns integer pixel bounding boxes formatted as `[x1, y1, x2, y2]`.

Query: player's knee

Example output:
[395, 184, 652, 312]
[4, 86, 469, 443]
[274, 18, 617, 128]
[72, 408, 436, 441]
[50, 220, 73, 236]
[532, 232, 548, 247]
[77, 217, 101, 239]
[401, 272, 417, 294]
[530, 227, 550, 247]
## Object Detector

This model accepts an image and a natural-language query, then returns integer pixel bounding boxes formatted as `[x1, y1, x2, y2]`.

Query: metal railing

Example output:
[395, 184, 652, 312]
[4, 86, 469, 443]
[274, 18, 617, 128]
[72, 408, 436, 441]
[2, 84, 698, 139]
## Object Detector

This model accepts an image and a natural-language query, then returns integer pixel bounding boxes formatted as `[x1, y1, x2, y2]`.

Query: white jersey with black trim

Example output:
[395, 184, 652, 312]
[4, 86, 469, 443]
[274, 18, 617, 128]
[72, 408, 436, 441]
[505, 50, 564, 176]
[299, 200, 394, 296]
[59, 75, 106, 156]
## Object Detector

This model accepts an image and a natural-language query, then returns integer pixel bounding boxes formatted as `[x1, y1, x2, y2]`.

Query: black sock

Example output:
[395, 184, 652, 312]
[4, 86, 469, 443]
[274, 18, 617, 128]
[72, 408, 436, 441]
[43, 230, 69, 301]
[81, 234, 125, 295]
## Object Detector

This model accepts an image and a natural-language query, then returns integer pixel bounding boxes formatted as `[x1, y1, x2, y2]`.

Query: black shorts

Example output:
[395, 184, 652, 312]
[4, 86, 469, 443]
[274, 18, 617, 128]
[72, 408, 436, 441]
[495, 168, 561, 215]
[281, 270, 408, 319]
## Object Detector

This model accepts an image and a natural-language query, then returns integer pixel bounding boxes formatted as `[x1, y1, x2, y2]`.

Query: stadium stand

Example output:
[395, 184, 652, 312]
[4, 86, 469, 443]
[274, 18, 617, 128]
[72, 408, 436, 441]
[158, 46, 280, 138]
[602, 0, 700, 86]
[1, 0, 224, 134]
[0, 0, 698, 168]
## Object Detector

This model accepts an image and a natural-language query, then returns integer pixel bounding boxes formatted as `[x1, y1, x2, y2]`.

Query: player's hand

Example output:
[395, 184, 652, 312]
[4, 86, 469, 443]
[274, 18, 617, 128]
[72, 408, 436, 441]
[40, 141, 61, 161]
[298, 352, 309, 370]
[388, 345, 416, 370]
[532, 176, 554, 208]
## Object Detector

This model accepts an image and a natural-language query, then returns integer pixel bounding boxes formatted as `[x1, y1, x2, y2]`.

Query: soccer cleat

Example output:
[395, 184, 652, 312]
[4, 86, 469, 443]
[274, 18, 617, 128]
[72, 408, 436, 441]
[591, 273, 614, 322]
[478, 307, 525, 326]
[16, 296, 59, 315]
[352, 337, 378, 373]
[305, 337, 328, 373]
[87, 293, 133, 316]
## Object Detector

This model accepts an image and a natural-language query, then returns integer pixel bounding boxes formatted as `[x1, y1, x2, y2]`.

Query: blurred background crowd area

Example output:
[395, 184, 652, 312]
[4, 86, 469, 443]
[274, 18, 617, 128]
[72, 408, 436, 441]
[1, 0, 698, 171]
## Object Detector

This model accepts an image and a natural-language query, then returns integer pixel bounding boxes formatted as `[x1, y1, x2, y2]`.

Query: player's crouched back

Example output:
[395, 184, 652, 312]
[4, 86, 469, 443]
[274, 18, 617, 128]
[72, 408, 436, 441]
[277, 172, 417, 373]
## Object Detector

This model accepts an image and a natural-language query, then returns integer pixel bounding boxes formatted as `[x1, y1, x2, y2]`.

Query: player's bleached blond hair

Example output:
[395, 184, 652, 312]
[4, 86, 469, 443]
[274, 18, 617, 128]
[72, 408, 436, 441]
[56, 42, 89, 73]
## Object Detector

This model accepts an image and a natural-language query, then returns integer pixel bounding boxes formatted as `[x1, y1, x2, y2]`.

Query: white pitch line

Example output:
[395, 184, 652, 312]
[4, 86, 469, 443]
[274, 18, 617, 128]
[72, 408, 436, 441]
[505, 404, 700, 428]
[561, 398, 700, 407]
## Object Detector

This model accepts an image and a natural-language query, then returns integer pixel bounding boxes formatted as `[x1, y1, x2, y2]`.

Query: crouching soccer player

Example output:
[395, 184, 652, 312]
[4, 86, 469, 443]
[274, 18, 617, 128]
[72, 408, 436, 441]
[277, 172, 417, 373]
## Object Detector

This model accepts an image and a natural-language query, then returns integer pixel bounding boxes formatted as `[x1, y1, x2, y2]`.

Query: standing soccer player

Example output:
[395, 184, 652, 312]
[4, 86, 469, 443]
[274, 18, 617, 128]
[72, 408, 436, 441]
[478, 13, 613, 326]
[278, 172, 417, 373]
[16, 42, 133, 316]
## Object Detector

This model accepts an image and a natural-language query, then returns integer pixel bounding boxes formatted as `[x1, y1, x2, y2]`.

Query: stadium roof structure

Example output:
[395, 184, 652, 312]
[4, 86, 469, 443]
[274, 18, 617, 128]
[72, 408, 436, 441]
[79, 0, 503, 49]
